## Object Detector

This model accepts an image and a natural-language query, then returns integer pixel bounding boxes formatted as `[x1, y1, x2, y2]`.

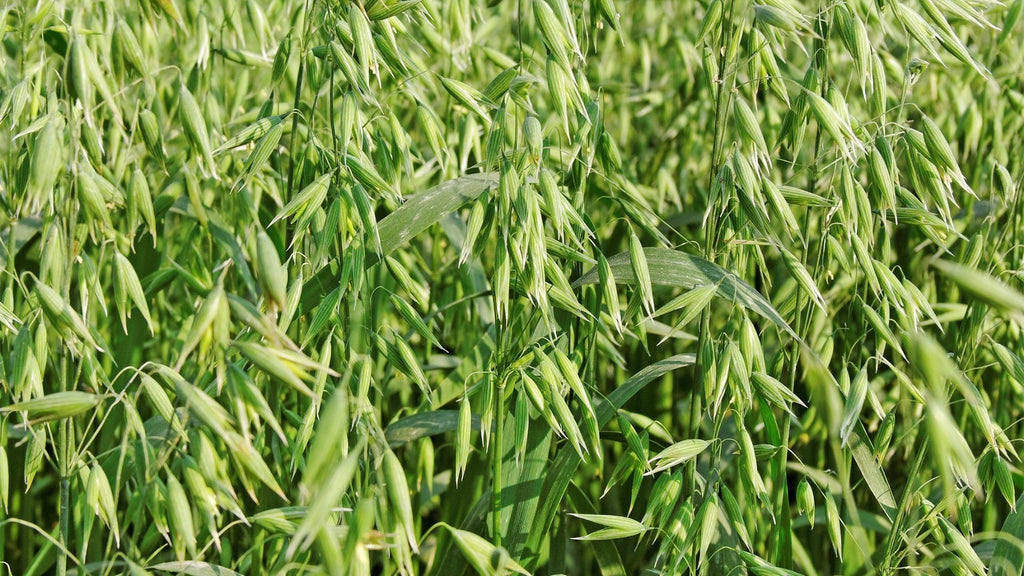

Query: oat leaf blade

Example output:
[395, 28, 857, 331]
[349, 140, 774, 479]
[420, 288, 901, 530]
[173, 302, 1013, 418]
[992, 492, 1024, 576]
[373, 172, 497, 261]
[575, 247, 800, 342]
[384, 410, 481, 447]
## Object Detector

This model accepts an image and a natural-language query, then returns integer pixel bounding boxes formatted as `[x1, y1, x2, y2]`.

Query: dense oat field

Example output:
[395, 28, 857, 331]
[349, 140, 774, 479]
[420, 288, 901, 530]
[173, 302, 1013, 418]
[1, 0, 1023, 574]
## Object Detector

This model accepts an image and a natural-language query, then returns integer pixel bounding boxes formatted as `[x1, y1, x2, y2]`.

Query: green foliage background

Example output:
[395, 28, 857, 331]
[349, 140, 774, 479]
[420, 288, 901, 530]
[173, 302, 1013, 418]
[1, 0, 1024, 573]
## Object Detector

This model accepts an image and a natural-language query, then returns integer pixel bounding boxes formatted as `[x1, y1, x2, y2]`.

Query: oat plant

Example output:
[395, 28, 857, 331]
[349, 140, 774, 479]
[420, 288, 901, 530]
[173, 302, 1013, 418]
[1, 0, 1023, 574]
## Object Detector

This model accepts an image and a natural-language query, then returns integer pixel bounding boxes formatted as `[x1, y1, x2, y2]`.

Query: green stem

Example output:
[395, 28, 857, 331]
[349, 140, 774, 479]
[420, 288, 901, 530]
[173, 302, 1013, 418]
[492, 374, 504, 547]
[688, 0, 739, 500]
[57, 29, 82, 566]
[57, 358, 70, 576]
[285, 0, 310, 201]
[685, 313, 709, 496]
